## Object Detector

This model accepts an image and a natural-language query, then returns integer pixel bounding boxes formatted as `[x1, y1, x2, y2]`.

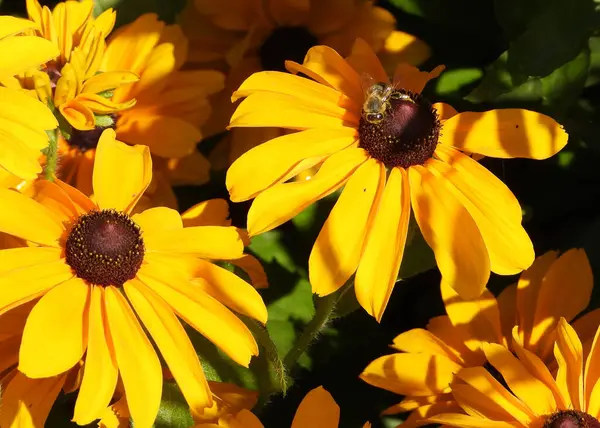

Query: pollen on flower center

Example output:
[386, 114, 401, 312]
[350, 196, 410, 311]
[67, 115, 117, 153]
[358, 89, 440, 169]
[65, 209, 144, 287]
[258, 26, 318, 72]
[544, 410, 600, 428]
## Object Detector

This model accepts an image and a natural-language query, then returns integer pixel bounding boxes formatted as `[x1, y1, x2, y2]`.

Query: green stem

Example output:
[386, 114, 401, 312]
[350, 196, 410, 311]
[43, 129, 59, 181]
[283, 292, 338, 370]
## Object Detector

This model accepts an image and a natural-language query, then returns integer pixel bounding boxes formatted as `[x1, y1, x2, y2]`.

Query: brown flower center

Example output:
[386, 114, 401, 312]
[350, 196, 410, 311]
[259, 26, 318, 72]
[358, 88, 440, 169]
[66, 115, 117, 153]
[544, 410, 600, 428]
[65, 209, 144, 286]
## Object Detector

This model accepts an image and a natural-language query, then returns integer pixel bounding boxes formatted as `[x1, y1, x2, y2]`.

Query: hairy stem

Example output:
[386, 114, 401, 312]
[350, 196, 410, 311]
[43, 129, 59, 181]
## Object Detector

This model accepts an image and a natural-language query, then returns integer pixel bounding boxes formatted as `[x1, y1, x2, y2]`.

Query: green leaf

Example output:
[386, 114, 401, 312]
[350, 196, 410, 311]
[504, 0, 599, 77]
[434, 68, 483, 97]
[493, 0, 547, 38]
[94, 0, 186, 26]
[155, 382, 194, 428]
[398, 218, 436, 280]
[248, 230, 297, 273]
[94, 114, 115, 128]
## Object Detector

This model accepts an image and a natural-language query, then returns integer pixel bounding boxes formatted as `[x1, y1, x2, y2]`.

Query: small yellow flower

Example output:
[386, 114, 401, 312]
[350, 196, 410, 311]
[425, 318, 600, 427]
[180, 0, 431, 168]
[226, 40, 568, 320]
[0, 129, 267, 428]
[0, 16, 59, 181]
[360, 249, 599, 427]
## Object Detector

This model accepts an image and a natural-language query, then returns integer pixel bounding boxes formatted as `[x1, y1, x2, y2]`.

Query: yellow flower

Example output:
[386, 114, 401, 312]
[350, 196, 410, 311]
[360, 249, 600, 426]
[0, 16, 59, 181]
[226, 40, 568, 320]
[21, 0, 136, 131]
[0, 129, 267, 428]
[194, 386, 372, 427]
[425, 318, 600, 427]
[52, 12, 224, 203]
[180, 0, 431, 168]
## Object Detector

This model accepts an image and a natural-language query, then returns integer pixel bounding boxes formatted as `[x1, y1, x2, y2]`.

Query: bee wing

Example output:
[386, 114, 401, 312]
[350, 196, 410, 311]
[360, 72, 377, 96]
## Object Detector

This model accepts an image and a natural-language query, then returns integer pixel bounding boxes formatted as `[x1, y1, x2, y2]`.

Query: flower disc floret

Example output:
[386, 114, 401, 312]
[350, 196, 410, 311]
[545, 410, 600, 428]
[65, 209, 144, 286]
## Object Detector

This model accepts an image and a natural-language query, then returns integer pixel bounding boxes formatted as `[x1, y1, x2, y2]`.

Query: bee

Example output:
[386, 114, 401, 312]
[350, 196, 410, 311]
[361, 74, 412, 124]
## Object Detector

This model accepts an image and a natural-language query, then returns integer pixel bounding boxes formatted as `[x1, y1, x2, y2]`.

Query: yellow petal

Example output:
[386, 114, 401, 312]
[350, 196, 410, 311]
[554, 318, 584, 410]
[105, 285, 162, 428]
[93, 129, 152, 213]
[346, 38, 389, 84]
[59, 99, 96, 131]
[0, 86, 57, 131]
[426, 315, 484, 366]
[232, 70, 356, 112]
[392, 328, 464, 365]
[30, 179, 80, 224]
[585, 324, 600, 417]
[0, 16, 37, 38]
[360, 353, 461, 396]
[190, 259, 268, 324]
[0, 129, 43, 181]
[77, 93, 137, 114]
[379, 30, 432, 70]
[393, 64, 444, 94]
[529, 249, 592, 356]
[73, 286, 118, 425]
[124, 279, 212, 415]
[226, 128, 357, 202]
[81, 70, 139, 95]
[455, 367, 535, 424]
[229, 92, 359, 130]
[19, 277, 89, 378]
[0, 371, 66, 428]
[144, 225, 244, 259]
[409, 165, 490, 299]
[54, 178, 96, 213]
[439, 109, 568, 160]
[432, 146, 533, 275]
[0, 189, 64, 246]
[247, 148, 369, 236]
[0, 258, 73, 316]
[483, 343, 556, 415]
[425, 413, 519, 427]
[0, 34, 58, 79]
[0, 247, 62, 275]
[291, 386, 339, 428]
[26, 0, 43, 25]
[132, 206, 183, 235]
[229, 254, 269, 289]
[355, 167, 410, 321]
[433, 102, 459, 121]
[285, 45, 363, 103]
[441, 275, 503, 347]
[138, 267, 258, 367]
[181, 199, 231, 227]
[310, 158, 384, 296]
[116, 115, 200, 158]
[497, 283, 517, 346]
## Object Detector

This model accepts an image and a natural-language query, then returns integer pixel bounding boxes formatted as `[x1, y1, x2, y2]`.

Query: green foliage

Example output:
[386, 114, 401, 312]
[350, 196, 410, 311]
[155, 382, 195, 428]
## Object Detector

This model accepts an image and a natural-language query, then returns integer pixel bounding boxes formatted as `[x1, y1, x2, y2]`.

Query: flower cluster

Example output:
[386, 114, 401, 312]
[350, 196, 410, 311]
[0, 0, 594, 427]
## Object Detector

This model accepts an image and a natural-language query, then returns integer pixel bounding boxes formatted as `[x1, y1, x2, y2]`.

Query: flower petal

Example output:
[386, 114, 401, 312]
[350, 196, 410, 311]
[291, 386, 340, 428]
[0, 371, 66, 428]
[104, 285, 162, 428]
[409, 165, 490, 299]
[0, 189, 64, 246]
[0, 34, 58, 79]
[189, 259, 267, 324]
[226, 128, 357, 202]
[425, 413, 519, 427]
[0, 258, 73, 316]
[80, 70, 139, 95]
[439, 109, 568, 160]
[483, 343, 556, 415]
[93, 129, 152, 213]
[138, 267, 258, 367]
[229, 254, 268, 289]
[144, 226, 244, 259]
[360, 353, 461, 396]
[554, 318, 584, 410]
[346, 38, 389, 84]
[30, 180, 80, 224]
[355, 167, 410, 321]
[124, 279, 212, 416]
[432, 146, 533, 275]
[132, 206, 183, 236]
[393, 64, 444, 94]
[59, 99, 96, 131]
[310, 158, 384, 296]
[181, 199, 231, 227]
[0, 247, 62, 275]
[585, 323, 600, 417]
[19, 277, 89, 378]
[0, 86, 57, 131]
[229, 92, 358, 130]
[285, 45, 363, 102]
[54, 179, 96, 213]
[392, 328, 464, 365]
[73, 286, 118, 425]
[247, 147, 369, 236]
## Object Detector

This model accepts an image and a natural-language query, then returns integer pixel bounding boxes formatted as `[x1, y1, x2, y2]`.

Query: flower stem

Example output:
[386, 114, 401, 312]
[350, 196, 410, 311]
[43, 129, 59, 181]
[283, 292, 338, 370]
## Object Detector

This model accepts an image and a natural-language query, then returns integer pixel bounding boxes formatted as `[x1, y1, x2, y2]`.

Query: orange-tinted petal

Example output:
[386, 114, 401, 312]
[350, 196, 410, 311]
[291, 386, 339, 428]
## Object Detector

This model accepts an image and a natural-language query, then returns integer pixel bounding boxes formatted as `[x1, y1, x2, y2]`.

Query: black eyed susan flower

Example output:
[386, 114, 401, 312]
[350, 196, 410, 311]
[425, 318, 600, 428]
[180, 0, 430, 168]
[0, 129, 267, 428]
[360, 249, 599, 426]
[226, 40, 568, 320]
[0, 16, 59, 180]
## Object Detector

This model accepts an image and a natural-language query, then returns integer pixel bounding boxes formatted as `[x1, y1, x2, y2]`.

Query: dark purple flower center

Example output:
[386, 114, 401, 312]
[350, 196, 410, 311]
[358, 88, 440, 169]
[65, 209, 144, 287]
[544, 410, 600, 428]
